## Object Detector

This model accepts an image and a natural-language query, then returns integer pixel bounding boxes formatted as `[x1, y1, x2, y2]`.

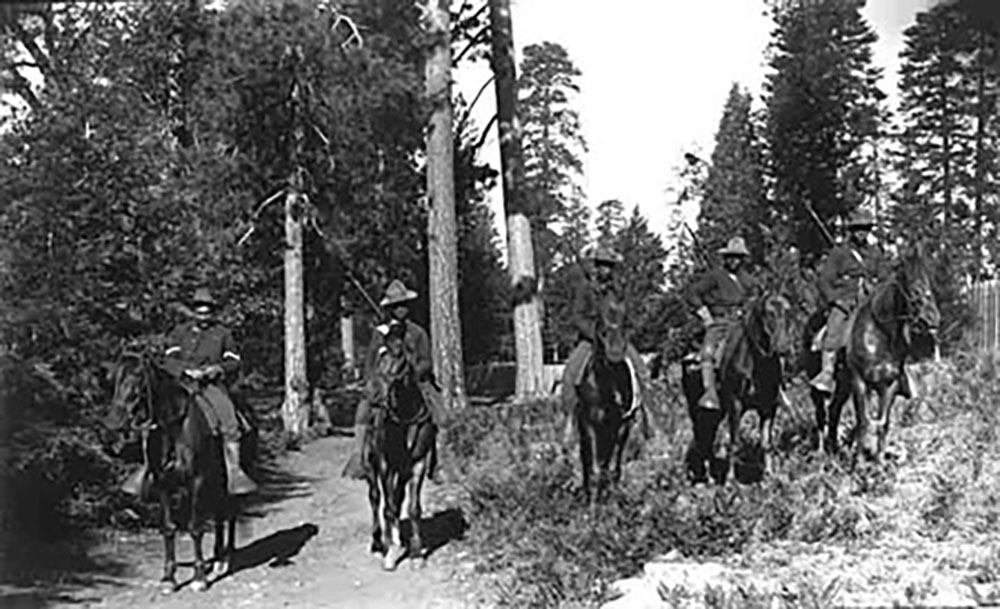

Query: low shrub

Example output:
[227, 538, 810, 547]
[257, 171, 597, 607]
[446, 352, 1000, 607]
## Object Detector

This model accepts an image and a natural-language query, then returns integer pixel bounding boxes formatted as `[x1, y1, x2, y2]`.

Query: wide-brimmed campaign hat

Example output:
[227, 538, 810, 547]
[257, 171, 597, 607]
[191, 287, 217, 307]
[380, 280, 418, 307]
[717, 237, 750, 257]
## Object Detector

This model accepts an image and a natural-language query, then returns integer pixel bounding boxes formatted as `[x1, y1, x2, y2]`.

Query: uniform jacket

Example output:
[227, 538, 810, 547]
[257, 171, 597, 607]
[364, 319, 434, 384]
[687, 268, 754, 318]
[569, 267, 617, 343]
[163, 321, 241, 380]
[818, 244, 880, 306]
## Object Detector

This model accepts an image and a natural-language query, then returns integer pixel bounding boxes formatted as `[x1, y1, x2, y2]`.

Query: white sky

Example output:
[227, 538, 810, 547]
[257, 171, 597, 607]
[456, 0, 941, 249]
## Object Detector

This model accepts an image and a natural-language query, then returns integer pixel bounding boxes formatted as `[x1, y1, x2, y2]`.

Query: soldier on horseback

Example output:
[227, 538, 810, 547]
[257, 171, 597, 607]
[560, 246, 647, 423]
[121, 287, 258, 497]
[343, 279, 445, 481]
[809, 209, 908, 396]
[687, 236, 754, 410]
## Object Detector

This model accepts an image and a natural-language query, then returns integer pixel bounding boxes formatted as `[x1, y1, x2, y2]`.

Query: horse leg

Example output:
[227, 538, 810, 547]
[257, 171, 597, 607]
[722, 395, 740, 485]
[595, 425, 614, 504]
[408, 456, 429, 570]
[211, 498, 235, 579]
[190, 479, 209, 591]
[852, 376, 876, 461]
[876, 382, 898, 459]
[811, 389, 828, 454]
[826, 381, 850, 455]
[159, 492, 179, 594]
[383, 471, 406, 571]
[577, 417, 594, 505]
[368, 468, 385, 555]
[612, 420, 631, 485]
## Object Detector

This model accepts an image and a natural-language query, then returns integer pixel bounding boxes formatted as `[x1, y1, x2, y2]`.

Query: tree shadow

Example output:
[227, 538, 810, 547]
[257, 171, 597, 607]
[0, 529, 130, 608]
[240, 459, 317, 520]
[225, 522, 319, 576]
[400, 507, 467, 558]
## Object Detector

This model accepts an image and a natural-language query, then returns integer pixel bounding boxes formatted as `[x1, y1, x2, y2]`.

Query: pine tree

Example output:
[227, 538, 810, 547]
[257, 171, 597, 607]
[764, 0, 886, 261]
[895, 2, 1000, 279]
[698, 83, 766, 262]
[613, 206, 668, 352]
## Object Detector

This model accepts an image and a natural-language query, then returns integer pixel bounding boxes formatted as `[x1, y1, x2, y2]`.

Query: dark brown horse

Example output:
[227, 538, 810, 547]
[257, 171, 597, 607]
[109, 351, 254, 593]
[366, 322, 437, 571]
[575, 298, 639, 506]
[682, 294, 792, 484]
[804, 246, 939, 460]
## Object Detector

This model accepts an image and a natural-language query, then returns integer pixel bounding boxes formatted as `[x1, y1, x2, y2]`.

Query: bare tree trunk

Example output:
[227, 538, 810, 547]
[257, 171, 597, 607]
[424, 0, 467, 413]
[340, 313, 356, 380]
[282, 186, 308, 439]
[489, 0, 545, 398]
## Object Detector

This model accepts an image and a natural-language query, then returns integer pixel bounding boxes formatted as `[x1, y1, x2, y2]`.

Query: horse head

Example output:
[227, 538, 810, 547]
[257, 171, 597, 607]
[595, 297, 627, 365]
[757, 293, 793, 358]
[899, 244, 940, 341]
[110, 350, 154, 431]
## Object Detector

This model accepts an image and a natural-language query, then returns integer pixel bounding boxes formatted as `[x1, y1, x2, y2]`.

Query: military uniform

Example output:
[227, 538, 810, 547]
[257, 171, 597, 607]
[810, 209, 899, 395]
[560, 246, 646, 420]
[163, 320, 242, 439]
[121, 287, 257, 497]
[343, 280, 444, 481]
[687, 237, 753, 410]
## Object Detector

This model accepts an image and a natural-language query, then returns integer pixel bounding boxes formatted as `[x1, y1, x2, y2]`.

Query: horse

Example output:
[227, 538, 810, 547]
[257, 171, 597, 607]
[108, 350, 252, 593]
[575, 297, 640, 506]
[365, 322, 437, 571]
[804, 245, 939, 460]
[681, 293, 792, 484]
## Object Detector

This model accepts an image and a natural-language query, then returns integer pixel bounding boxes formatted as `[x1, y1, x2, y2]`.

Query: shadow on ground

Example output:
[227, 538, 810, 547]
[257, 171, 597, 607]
[241, 458, 317, 520]
[400, 507, 468, 558]
[227, 522, 319, 575]
[0, 528, 131, 608]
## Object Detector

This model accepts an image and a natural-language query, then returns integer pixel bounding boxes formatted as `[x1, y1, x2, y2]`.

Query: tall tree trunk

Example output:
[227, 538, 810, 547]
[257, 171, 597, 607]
[424, 0, 467, 412]
[974, 28, 987, 279]
[489, 0, 545, 398]
[282, 185, 308, 439]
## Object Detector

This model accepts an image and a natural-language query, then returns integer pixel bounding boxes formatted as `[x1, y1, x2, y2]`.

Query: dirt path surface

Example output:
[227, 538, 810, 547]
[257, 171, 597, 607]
[24, 435, 483, 609]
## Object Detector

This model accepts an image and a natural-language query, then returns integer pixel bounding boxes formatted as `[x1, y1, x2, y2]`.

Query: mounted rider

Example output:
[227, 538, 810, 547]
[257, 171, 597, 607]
[343, 279, 445, 481]
[121, 287, 258, 497]
[811, 209, 883, 394]
[686, 236, 754, 410]
[560, 245, 647, 418]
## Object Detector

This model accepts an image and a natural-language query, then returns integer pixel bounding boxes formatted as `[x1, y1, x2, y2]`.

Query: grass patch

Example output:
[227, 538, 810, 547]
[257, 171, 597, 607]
[444, 352, 1000, 607]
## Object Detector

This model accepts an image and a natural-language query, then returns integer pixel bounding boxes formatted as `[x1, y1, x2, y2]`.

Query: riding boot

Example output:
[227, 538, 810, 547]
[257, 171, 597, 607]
[698, 360, 720, 410]
[342, 423, 371, 480]
[224, 439, 258, 495]
[810, 350, 837, 395]
[121, 464, 149, 497]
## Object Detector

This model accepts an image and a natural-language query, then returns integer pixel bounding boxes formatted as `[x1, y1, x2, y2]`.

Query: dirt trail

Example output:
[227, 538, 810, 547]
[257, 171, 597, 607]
[33, 435, 482, 609]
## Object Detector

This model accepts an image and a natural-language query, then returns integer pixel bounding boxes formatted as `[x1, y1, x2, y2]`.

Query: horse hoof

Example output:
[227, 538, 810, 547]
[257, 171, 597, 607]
[159, 580, 177, 595]
[382, 546, 405, 571]
[211, 560, 230, 579]
[190, 579, 208, 592]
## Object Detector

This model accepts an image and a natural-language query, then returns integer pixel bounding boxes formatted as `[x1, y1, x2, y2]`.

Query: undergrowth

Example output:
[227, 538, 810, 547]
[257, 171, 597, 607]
[443, 352, 1000, 608]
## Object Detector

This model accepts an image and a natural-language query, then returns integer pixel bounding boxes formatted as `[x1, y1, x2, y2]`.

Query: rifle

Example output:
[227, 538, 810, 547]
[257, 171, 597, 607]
[683, 222, 712, 268]
[802, 199, 836, 247]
